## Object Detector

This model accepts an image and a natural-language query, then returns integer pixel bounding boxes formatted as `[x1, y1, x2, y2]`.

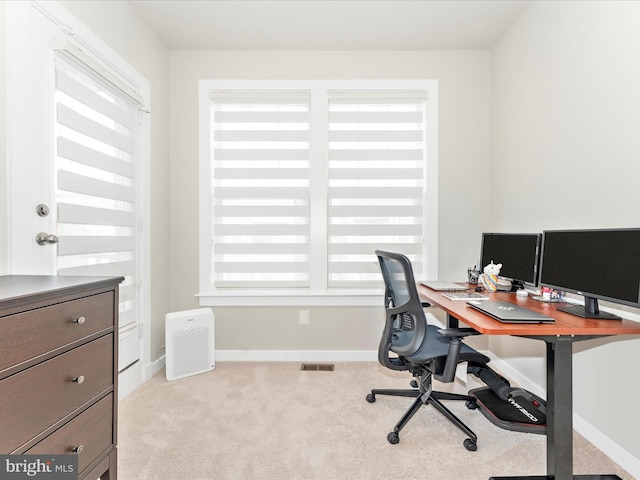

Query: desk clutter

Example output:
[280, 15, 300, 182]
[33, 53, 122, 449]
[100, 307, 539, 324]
[532, 287, 565, 303]
[468, 229, 640, 320]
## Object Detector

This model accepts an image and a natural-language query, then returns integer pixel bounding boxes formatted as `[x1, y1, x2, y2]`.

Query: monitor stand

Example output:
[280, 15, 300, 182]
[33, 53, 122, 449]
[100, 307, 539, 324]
[557, 297, 621, 320]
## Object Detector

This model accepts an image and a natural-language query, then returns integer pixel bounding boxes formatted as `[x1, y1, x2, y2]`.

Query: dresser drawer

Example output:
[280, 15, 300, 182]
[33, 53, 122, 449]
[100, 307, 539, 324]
[26, 394, 113, 475]
[0, 334, 113, 452]
[0, 292, 114, 374]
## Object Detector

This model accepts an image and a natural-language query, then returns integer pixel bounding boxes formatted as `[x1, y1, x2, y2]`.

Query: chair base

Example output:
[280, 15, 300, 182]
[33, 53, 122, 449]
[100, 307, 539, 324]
[368, 387, 479, 449]
[469, 386, 546, 434]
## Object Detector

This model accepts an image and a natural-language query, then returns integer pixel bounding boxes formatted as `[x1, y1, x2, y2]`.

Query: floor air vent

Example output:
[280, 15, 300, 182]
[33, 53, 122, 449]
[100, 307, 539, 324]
[301, 363, 335, 371]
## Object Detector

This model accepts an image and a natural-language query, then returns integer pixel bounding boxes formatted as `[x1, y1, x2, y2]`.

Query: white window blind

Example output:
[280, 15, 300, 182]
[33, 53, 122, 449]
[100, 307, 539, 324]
[327, 92, 426, 288]
[201, 80, 436, 302]
[210, 92, 311, 288]
[54, 55, 140, 329]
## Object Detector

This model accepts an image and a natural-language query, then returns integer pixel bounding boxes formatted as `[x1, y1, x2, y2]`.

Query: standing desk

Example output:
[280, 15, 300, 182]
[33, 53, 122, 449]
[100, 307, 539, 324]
[418, 284, 640, 480]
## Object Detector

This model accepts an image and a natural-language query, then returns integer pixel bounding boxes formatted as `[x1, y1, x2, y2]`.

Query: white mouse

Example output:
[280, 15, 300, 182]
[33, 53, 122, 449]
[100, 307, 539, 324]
[516, 289, 528, 298]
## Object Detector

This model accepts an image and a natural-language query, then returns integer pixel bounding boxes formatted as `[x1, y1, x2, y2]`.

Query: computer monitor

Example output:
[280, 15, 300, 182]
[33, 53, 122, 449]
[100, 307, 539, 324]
[479, 233, 542, 290]
[539, 228, 640, 320]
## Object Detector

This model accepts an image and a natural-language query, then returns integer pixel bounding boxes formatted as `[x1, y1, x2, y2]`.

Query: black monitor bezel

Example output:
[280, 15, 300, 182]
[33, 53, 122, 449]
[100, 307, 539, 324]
[479, 232, 542, 288]
[539, 228, 640, 319]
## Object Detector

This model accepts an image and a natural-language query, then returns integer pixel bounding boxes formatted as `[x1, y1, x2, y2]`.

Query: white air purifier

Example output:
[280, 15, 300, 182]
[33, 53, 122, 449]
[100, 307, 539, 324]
[165, 308, 215, 381]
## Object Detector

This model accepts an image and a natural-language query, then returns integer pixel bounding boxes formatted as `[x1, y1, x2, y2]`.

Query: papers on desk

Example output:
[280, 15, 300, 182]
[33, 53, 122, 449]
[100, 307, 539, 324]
[441, 292, 489, 301]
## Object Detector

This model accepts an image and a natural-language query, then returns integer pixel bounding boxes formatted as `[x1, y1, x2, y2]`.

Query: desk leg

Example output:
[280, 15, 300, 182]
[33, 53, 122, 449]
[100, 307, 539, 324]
[489, 336, 621, 480]
[489, 338, 575, 480]
[547, 337, 573, 480]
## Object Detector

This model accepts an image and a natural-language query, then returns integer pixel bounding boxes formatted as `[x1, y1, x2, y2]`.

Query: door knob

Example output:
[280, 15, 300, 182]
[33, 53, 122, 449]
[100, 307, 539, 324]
[35, 232, 59, 245]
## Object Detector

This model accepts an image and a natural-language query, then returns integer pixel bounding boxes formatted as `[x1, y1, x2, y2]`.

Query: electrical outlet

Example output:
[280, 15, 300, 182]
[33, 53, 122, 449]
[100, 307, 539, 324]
[299, 309, 310, 325]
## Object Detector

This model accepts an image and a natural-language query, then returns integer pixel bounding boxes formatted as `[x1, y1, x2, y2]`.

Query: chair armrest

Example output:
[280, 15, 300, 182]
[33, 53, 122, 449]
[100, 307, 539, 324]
[437, 327, 481, 338]
[436, 328, 481, 383]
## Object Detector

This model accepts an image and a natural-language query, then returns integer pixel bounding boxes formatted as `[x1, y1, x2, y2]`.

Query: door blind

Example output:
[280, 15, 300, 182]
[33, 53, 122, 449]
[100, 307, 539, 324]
[210, 92, 311, 288]
[327, 92, 427, 288]
[54, 55, 139, 329]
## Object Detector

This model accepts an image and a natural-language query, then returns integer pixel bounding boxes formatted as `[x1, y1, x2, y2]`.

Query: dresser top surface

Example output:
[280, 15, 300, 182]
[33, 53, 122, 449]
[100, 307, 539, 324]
[0, 275, 124, 310]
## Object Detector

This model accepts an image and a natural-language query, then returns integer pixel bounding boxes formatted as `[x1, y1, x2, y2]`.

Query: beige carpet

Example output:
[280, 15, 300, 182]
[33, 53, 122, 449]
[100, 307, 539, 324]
[117, 362, 632, 480]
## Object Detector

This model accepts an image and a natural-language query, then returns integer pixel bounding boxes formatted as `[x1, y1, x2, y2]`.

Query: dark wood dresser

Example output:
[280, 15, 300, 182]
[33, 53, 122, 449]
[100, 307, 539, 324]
[0, 275, 123, 480]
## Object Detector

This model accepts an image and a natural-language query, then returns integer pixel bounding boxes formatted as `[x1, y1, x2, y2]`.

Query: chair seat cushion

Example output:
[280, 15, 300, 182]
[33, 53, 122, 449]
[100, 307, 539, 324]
[403, 324, 490, 365]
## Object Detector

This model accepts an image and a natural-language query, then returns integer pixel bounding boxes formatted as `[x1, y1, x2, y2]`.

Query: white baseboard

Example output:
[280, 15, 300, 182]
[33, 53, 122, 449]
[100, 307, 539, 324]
[483, 350, 640, 478]
[132, 350, 375, 388]
[146, 354, 166, 380]
[215, 349, 378, 362]
[118, 361, 143, 401]
[116, 356, 165, 401]
[481, 351, 546, 399]
[574, 413, 640, 479]
[132, 350, 374, 389]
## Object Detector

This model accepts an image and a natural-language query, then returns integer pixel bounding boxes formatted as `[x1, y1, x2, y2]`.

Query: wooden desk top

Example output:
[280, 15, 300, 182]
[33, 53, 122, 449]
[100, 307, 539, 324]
[418, 284, 640, 337]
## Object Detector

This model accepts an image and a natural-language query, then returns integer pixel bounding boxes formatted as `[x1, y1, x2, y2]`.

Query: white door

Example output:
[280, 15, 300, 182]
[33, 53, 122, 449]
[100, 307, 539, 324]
[6, 2, 149, 396]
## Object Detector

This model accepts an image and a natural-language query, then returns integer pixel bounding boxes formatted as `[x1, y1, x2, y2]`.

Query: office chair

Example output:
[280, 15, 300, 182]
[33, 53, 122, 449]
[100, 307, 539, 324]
[366, 250, 495, 450]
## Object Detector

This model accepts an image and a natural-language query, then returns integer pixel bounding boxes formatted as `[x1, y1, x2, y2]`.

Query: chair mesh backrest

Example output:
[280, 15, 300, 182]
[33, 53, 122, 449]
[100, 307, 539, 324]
[376, 250, 428, 358]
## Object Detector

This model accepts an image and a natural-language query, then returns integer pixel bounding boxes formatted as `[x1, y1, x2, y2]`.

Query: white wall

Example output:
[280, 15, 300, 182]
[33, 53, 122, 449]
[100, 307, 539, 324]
[491, 0, 640, 471]
[169, 50, 492, 351]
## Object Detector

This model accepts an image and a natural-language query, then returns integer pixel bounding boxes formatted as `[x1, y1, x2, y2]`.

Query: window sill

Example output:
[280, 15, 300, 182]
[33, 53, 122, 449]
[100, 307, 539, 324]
[196, 289, 384, 307]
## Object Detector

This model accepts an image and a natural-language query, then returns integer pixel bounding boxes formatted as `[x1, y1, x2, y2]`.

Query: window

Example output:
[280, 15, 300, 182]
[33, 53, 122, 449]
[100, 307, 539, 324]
[210, 92, 311, 289]
[199, 80, 438, 306]
[327, 92, 428, 289]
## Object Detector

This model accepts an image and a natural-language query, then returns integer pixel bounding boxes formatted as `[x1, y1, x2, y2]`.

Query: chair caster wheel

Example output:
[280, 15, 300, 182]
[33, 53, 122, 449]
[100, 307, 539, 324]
[366, 393, 376, 403]
[410, 380, 418, 388]
[463, 438, 477, 451]
[465, 400, 478, 409]
[387, 432, 400, 444]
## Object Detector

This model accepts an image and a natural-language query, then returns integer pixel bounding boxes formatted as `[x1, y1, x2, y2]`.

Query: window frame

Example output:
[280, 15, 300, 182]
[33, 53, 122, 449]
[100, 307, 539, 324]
[198, 79, 439, 307]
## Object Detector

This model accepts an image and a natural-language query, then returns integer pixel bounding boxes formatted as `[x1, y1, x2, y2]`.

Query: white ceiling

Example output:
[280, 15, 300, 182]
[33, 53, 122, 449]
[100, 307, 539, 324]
[128, 0, 531, 50]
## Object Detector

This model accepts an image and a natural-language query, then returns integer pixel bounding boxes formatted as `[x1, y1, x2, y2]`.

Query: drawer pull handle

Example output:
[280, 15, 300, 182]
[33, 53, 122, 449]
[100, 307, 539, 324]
[73, 375, 85, 384]
[72, 445, 84, 454]
[74, 316, 86, 325]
